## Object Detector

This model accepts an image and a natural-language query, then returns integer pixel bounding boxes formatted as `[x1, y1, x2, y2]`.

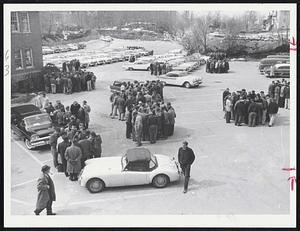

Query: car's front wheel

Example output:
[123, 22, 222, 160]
[128, 67, 133, 71]
[184, 82, 191, 88]
[147, 67, 150, 71]
[86, 178, 105, 193]
[24, 139, 34, 150]
[152, 174, 169, 188]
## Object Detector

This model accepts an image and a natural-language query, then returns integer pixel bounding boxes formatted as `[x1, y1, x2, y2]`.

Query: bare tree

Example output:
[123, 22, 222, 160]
[191, 14, 212, 53]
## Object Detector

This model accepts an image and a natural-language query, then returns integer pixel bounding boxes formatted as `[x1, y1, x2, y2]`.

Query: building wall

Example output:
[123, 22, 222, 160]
[11, 11, 43, 87]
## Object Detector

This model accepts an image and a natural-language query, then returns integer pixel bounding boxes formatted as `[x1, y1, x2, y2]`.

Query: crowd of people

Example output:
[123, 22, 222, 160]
[206, 52, 230, 73]
[109, 80, 177, 146]
[149, 61, 171, 76]
[43, 60, 97, 95]
[222, 79, 290, 127]
[35, 97, 103, 181]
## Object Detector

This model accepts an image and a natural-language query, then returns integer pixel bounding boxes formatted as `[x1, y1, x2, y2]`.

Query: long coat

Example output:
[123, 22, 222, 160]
[36, 173, 56, 210]
[83, 104, 91, 124]
[65, 145, 82, 174]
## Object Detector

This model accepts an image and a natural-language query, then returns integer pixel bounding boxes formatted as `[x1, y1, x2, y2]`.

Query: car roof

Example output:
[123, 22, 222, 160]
[125, 147, 152, 162]
[11, 104, 41, 118]
[24, 112, 50, 120]
[274, 63, 290, 67]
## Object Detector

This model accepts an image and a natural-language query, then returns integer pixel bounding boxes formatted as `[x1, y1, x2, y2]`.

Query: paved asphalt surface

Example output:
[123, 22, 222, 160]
[10, 39, 290, 215]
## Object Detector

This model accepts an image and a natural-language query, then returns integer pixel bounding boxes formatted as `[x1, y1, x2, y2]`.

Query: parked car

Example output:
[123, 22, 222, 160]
[67, 43, 79, 51]
[259, 58, 289, 73]
[79, 147, 180, 193]
[11, 104, 54, 150]
[122, 60, 151, 71]
[172, 62, 198, 72]
[42, 46, 54, 55]
[109, 79, 138, 93]
[158, 71, 202, 88]
[264, 63, 290, 78]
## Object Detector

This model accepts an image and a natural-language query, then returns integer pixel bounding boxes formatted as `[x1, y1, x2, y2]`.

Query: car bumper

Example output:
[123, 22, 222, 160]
[30, 138, 50, 147]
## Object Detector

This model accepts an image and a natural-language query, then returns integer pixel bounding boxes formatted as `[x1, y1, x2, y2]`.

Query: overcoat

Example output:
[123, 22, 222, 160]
[65, 145, 82, 174]
[36, 173, 56, 210]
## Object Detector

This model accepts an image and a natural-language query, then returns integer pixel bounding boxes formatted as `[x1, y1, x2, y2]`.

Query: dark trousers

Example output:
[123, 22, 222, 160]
[248, 112, 257, 127]
[180, 164, 191, 191]
[69, 173, 78, 181]
[34, 199, 53, 215]
[163, 124, 170, 138]
[169, 124, 175, 136]
[149, 125, 158, 143]
[81, 157, 87, 169]
[51, 145, 58, 167]
[225, 111, 231, 123]
[235, 114, 243, 125]
[126, 122, 132, 139]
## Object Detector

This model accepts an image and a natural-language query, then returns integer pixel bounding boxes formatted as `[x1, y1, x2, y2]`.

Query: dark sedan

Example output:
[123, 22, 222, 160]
[11, 104, 55, 150]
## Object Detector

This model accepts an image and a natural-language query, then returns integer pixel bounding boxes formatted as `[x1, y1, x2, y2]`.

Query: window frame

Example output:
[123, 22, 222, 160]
[19, 12, 31, 33]
[11, 12, 20, 33]
[14, 49, 24, 70]
[24, 48, 34, 68]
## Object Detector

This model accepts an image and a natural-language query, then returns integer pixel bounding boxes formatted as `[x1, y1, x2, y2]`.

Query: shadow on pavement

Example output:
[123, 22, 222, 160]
[188, 179, 226, 191]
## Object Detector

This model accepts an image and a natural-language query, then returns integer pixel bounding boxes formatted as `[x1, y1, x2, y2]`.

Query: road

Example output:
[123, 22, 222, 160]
[10, 39, 290, 215]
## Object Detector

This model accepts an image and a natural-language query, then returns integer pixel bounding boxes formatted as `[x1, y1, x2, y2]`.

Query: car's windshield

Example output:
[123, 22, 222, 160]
[24, 114, 51, 127]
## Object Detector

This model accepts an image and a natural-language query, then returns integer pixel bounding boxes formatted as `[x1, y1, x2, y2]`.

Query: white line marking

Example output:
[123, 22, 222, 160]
[12, 178, 37, 189]
[11, 138, 44, 166]
[42, 158, 54, 164]
[11, 198, 33, 206]
[69, 190, 177, 206]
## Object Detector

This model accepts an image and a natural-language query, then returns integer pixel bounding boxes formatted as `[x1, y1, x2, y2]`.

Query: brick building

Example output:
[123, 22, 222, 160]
[11, 11, 43, 92]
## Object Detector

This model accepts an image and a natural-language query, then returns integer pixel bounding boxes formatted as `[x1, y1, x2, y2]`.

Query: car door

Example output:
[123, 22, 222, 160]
[160, 73, 177, 85]
[123, 161, 150, 186]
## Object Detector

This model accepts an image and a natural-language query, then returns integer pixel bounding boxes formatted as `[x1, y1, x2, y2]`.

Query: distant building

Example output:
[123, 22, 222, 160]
[11, 11, 43, 92]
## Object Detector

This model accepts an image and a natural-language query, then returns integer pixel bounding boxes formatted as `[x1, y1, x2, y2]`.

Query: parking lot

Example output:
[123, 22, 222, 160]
[10, 39, 290, 215]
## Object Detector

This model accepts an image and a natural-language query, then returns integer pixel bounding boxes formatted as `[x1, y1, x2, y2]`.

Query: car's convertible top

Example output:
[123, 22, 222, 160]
[125, 147, 152, 162]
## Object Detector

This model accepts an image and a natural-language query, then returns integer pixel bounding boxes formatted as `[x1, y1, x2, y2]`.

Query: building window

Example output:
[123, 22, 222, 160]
[24, 48, 33, 68]
[11, 12, 20, 32]
[14, 50, 23, 70]
[19, 12, 31, 32]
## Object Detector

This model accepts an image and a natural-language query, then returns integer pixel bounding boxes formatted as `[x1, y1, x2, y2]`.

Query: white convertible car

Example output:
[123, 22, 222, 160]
[79, 148, 181, 193]
[157, 71, 203, 88]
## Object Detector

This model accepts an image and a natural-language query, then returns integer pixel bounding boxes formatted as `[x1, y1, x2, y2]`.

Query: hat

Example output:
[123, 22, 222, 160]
[183, 141, 188, 145]
[41, 165, 50, 173]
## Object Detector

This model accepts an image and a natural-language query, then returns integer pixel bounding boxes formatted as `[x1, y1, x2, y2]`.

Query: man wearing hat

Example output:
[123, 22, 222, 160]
[34, 165, 56, 215]
[178, 141, 195, 193]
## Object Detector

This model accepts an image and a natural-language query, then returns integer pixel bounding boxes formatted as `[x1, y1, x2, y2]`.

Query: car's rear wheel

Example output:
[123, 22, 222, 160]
[147, 67, 150, 71]
[184, 82, 191, 88]
[152, 174, 169, 188]
[86, 178, 105, 193]
[25, 139, 34, 150]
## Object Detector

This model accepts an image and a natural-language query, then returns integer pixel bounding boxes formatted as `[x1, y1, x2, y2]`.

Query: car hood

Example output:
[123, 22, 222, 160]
[84, 156, 123, 174]
[26, 123, 54, 135]
[155, 154, 177, 167]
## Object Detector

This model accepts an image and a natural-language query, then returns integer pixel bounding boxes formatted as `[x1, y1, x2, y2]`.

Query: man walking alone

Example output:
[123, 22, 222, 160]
[34, 165, 56, 215]
[178, 141, 195, 193]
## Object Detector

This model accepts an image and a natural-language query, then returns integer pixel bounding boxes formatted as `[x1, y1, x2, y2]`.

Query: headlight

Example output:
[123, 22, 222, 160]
[30, 134, 39, 141]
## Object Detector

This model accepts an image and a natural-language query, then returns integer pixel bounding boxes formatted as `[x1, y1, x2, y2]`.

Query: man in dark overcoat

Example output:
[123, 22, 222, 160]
[57, 133, 71, 176]
[34, 165, 56, 215]
[78, 136, 92, 168]
[234, 97, 245, 126]
[178, 141, 195, 193]
[64, 136, 82, 181]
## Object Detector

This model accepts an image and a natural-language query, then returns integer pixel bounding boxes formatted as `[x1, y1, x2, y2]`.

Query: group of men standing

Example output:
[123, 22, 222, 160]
[206, 52, 230, 74]
[109, 80, 176, 146]
[43, 61, 97, 95]
[149, 62, 171, 76]
[268, 80, 290, 110]
[222, 84, 285, 127]
[49, 115, 102, 181]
